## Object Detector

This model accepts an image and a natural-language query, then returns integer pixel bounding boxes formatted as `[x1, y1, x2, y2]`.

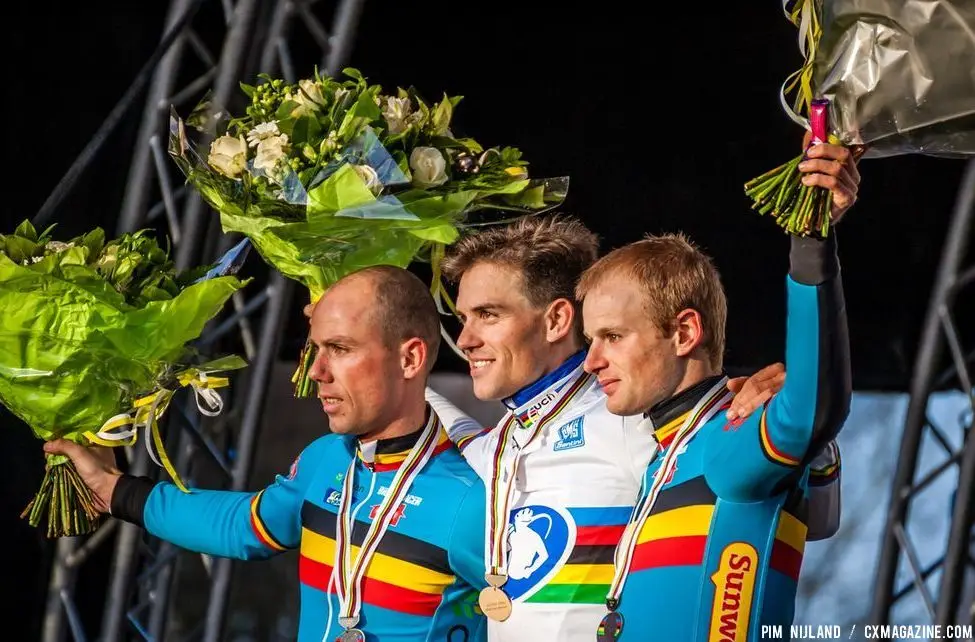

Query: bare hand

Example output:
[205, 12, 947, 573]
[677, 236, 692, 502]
[726, 362, 786, 421]
[43, 439, 121, 514]
[798, 132, 864, 224]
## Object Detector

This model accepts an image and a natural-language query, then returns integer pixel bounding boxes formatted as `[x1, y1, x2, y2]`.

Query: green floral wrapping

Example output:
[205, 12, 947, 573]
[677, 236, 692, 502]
[0, 221, 247, 536]
[0, 253, 243, 440]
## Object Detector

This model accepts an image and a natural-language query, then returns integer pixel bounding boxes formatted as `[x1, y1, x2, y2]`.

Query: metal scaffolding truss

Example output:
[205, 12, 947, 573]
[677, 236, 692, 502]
[39, 1, 366, 641]
[871, 158, 975, 630]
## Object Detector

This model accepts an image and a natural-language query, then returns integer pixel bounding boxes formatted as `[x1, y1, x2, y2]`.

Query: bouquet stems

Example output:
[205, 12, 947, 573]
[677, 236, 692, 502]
[744, 99, 835, 238]
[21, 455, 101, 538]
[292, 338, 317, 398]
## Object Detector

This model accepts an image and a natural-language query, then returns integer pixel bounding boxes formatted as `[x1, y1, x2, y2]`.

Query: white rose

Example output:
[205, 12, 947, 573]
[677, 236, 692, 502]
[288, 79, 325, 117]
[208, 135, 248, 178]
[254, 134, 290, 181]
[382, 96, 412, 135]
[352, 164, 382, 195]
[409, 147, 448, 188]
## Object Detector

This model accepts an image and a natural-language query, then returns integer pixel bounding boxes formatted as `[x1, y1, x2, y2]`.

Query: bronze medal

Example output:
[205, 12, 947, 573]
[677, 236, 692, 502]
[478, 586, 513, 622]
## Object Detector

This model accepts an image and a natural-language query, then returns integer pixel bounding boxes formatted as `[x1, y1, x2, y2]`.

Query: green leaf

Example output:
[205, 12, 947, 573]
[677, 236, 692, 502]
[240, 82, 256, 98]
[430, 95, 453, 136]
[275, 100, 300, 123]
[342, 67, 365, 83]
[58, 246, 89, 268]
[3, 235, 39, 263]
[291, 115, 322, 147]
[15, 220, 38, 242]
[39, 224, 58, 243]
[136, 285, 173, 304]
[454, 138, 484, 154]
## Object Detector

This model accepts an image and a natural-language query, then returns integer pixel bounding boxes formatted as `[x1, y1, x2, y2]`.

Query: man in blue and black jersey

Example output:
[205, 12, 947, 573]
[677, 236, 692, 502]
[576, 141, 859, 641]
[46, 266, 488, 642]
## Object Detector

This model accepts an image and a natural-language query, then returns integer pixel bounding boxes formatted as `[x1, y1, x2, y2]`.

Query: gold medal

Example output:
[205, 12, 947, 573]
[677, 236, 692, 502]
[478, 586, 513, 622]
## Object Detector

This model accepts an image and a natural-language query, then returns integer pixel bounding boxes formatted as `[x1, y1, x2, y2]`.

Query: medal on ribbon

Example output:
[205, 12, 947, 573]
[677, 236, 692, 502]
[333, 415, 442, 638]
[480, 372, 592, 621]
[597, 378, 732, 638]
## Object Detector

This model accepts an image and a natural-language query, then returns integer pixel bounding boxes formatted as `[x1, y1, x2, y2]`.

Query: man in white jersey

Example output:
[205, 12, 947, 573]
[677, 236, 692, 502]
[423, 215, 843, 642]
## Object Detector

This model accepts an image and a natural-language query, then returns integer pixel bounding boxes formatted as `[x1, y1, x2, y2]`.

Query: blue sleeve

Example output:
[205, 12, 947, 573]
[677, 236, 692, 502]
[705, 234, 852, 501]
[446, 479, 488, 591]
[117, 435, 334, 560]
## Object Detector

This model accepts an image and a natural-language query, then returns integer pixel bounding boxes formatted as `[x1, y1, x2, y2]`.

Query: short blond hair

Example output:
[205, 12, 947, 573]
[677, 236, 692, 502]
[575, 233, 727, 369]
[442, 215, 599, 309]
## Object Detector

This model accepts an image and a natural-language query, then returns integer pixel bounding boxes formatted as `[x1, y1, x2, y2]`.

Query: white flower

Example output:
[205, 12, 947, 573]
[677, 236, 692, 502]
[352, 164, 382, 195]
[409, 147, 448, 187]
[294, 79, 324, 113]
[382, 96, 412, 135]
[208, 135, 248, 178]
[246, 121, 280, 148]
[45, 241, 74, 253]
[254, 134, 290, 181]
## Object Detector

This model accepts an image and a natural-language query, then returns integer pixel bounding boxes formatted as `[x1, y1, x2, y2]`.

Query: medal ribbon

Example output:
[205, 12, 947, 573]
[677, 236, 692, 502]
[334, 414, 443, 629]
[605, 377, 732, 608]
[485, 371, 593, 580]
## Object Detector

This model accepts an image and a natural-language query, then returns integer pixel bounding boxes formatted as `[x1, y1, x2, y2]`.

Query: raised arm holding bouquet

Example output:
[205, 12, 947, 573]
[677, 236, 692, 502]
[746, 0, 975, 236]
[168, 67, 567, 397]
[0, 221, 247, 536]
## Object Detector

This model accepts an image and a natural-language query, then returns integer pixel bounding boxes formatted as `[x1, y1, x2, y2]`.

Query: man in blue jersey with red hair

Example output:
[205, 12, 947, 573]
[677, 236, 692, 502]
[575, 141, 858, 640]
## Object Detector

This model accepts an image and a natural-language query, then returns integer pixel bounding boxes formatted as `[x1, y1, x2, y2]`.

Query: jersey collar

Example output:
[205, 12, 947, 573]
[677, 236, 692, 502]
[646, 374, 728, 447]
[355, 406, 450, 471]
[504, 350, 587, 409]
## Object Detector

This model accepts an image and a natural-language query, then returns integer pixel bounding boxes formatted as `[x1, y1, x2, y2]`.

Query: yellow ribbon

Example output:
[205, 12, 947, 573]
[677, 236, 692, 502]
[84, 370, 233, 493]
[779, 0, 824, 128]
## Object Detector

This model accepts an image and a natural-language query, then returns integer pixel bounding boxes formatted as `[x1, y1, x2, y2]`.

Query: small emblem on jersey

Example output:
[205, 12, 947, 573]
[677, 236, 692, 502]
[324, 488, 342, 506]
[503, 505, 576, 601]
[654, 463, 678, 485]
[377, 486, 423, 506]
[708, 542, 758, 642]
[553, 417, 585, 451]
[369, 502, 407, 526]
[286, 455, 300, 480]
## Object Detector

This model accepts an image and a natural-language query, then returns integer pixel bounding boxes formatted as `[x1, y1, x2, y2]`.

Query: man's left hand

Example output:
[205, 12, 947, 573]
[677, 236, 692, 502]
[726, 362, 786, 421]
[797, 134, 863, 224]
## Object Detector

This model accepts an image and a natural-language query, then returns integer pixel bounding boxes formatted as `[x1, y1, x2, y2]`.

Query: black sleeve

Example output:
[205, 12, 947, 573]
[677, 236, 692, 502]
[110, 474, 157, 528]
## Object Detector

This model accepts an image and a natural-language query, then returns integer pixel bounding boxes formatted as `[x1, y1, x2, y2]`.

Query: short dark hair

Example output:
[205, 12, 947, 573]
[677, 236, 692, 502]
[442, 214, 600, 310]
[353, 265, 441, 370]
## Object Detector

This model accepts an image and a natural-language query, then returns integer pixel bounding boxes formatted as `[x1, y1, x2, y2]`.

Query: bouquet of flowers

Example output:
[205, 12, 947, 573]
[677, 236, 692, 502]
[168, 67, 568, 396]
[0, 220, 247, 536]
[745, 0, 975, 236]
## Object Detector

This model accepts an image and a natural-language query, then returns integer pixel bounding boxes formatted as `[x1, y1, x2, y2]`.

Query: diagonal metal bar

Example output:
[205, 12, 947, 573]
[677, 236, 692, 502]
[893, 523, 938, 619]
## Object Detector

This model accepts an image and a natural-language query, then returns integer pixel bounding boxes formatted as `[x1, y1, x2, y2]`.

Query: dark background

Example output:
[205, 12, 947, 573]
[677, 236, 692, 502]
[3, 1, 973, 638]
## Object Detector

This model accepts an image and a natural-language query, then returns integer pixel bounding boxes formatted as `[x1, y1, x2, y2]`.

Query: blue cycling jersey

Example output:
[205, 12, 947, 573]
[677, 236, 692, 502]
[615, 234, 851, 642]
[112, 411, 488, 642]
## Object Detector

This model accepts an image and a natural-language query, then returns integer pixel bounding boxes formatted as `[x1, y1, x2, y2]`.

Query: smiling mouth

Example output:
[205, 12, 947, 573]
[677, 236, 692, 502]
[469, 359, 493, 373]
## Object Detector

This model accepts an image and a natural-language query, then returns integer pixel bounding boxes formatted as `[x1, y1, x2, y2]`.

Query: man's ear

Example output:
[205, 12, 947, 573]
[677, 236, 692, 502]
[672, 308, 705, 357]
[545, 298, 576, 343]
[400, 337, 428, 379]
